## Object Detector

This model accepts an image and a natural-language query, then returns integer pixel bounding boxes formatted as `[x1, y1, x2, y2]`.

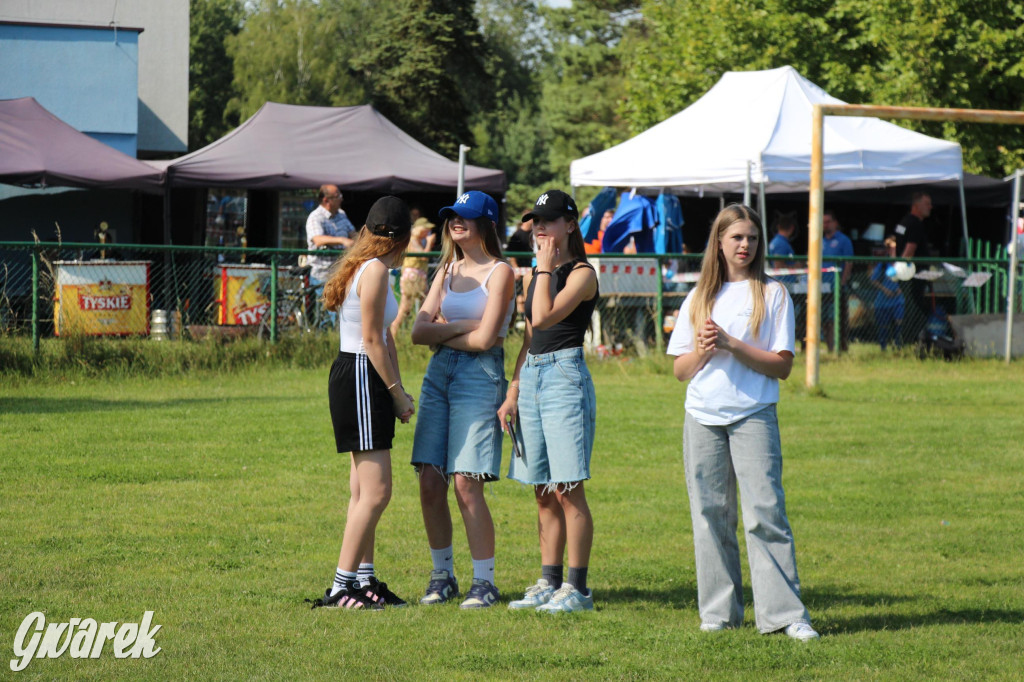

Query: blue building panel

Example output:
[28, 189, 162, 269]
[0, 22, 140, 155]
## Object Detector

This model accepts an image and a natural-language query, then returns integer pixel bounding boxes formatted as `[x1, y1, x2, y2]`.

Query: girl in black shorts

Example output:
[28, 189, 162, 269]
[308, 196, 416, 610]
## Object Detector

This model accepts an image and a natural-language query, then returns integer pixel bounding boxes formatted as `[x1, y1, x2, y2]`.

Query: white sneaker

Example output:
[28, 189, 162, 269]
[508, 578, 555, 610]
[536, 583, 594, 613]
[700, 623, 728, 632]
[784, 622, 819, 641]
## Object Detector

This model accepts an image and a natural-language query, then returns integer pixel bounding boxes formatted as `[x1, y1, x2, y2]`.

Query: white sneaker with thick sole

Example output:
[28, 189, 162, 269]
[784, 622, 820, 641]
[508, 578, 556, 610]
[535, 583, 594, 613]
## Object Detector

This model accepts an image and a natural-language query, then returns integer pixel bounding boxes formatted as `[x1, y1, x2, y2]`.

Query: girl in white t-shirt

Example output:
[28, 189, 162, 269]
[666, 204, 818, 641]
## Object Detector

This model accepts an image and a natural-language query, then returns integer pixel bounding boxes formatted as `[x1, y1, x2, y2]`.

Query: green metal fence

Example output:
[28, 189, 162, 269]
[1, 241, 1020, 355]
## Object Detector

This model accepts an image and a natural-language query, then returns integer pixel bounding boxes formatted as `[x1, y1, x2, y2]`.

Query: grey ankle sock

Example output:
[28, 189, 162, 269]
[567, 566, 588, 594]
[541, 564, 563, 587]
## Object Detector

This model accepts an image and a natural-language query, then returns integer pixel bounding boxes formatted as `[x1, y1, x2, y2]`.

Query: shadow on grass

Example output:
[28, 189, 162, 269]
[825, 607, 1024, 633]
[804, 587, 1024, 633]
[804, 588, 915, 609]
[599, 583, 698, 608]
[0, 396, 285, 415]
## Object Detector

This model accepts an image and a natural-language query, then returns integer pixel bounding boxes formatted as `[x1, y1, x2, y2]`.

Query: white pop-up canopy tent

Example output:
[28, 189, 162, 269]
[570, 66, 964, 194]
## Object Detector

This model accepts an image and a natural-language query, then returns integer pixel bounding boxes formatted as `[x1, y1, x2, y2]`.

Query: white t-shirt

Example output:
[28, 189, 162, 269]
[666, 279, 795, 425]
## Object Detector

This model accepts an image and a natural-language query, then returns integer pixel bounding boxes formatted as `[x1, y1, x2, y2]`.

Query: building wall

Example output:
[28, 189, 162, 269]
[0, 0, 189, 155]
[0, 23, 140, 156]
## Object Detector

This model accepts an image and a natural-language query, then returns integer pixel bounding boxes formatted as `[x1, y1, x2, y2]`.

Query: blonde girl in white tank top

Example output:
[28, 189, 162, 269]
[409, 191, 515, 608]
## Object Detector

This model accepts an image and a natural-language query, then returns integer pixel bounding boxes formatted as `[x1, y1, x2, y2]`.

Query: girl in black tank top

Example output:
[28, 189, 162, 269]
[498, 189, 600, 613]
[524, 259, 599, 353]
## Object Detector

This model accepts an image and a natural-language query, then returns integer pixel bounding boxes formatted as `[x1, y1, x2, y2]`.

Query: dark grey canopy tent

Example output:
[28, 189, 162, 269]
[158, 102, 506, 194]
[0, 97, 164, 193]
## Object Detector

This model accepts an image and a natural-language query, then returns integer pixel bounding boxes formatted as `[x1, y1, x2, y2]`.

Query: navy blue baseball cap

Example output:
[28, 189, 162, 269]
[439, 191, 499, 222]
[523, 189, 578, 222]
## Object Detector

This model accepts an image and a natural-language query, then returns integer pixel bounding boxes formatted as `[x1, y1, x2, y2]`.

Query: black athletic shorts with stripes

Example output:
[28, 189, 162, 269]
[328, 351, 395, 453]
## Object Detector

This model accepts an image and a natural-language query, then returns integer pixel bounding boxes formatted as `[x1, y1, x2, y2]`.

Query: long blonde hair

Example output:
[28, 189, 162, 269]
[434, 216, 508, 282]
[688, 204, 770, 337]
[322, 226, 410, 309]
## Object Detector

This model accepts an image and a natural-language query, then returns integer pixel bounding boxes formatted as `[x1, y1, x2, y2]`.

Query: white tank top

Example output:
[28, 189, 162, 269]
[338, 259, 398, 353]
[440, 261, 515, 338]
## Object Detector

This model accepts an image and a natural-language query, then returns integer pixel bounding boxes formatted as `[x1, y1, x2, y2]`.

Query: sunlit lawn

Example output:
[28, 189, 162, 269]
[1, 352, 1022, 679]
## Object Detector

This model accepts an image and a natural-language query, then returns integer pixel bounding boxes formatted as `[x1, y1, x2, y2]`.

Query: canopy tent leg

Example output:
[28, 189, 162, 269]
[743, 161, 752, 207]
[1005, 169, 1022, 363]
[758, 173, 767, 244]
[162, 183, 173, 312]
[958, 175, 969, 257]
[457, 144, 470, 199]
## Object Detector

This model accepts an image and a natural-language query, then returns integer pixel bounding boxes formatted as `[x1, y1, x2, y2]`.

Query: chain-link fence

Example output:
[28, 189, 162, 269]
[2, 242, 1020, 356]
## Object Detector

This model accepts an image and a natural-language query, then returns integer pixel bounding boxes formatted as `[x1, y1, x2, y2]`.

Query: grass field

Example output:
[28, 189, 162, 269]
[1, 349, 1023, 679]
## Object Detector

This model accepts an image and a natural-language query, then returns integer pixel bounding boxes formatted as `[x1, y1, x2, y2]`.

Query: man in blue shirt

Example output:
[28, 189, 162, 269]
[769, 220, 796, 259]
[821, 209, 854, 352]
[769, 212, 803, 348]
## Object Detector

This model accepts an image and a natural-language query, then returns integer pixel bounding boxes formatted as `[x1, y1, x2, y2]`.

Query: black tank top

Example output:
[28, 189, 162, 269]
[524, 260, 599, 354]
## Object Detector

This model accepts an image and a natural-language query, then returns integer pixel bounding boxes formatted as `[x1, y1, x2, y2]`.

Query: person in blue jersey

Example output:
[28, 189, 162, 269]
[868, 236, 905, 350]
[821, 210, 854, 352]
[769, 212, 803, 348]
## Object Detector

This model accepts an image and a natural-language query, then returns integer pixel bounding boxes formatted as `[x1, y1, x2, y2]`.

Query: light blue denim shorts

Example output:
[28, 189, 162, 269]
[411, 346, 506, 480]
[508, 347, 596, 488]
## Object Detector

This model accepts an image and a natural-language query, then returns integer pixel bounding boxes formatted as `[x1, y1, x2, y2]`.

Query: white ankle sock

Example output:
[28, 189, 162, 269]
[331, 568, 357, 596]
[431, 545, 454, 574]
[357, 563, 375, 588]
[472, 557, 495, 584]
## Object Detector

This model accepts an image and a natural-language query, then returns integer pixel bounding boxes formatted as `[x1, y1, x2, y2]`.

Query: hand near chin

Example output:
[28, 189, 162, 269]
[535, 237, 558, 272]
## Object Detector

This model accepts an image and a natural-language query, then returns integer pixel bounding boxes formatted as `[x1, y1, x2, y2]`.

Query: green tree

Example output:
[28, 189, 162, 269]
[470, 0, 549, 186]
[471, 0, 640, 189]
[189, 0, 244, 150]
[830, 0, 1024, 176]
[347, 0, 492, 158]
[537, 0, 639, 182]
[620, 0, 1024, 177]
[229, 0, 493, 159]
[226, 0, 368, 122]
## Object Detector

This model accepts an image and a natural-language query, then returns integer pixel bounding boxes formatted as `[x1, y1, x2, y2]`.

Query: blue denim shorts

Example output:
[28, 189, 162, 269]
[411, 346, 506, 480]
[508, 347, 596, 487]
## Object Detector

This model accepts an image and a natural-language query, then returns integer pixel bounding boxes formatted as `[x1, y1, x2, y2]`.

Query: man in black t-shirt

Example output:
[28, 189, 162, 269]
[506, 216, 534, 266]
[894, 192, 931, 259]
[893, 192, 932, 342]
[506, 216, 534, 319]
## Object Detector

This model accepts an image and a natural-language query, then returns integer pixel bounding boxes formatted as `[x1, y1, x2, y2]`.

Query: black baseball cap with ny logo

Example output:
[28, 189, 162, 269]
[523, 189, 579, 222]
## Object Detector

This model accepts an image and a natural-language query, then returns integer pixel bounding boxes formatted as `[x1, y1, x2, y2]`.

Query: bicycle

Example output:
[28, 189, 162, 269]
[257, 264, 330, 340]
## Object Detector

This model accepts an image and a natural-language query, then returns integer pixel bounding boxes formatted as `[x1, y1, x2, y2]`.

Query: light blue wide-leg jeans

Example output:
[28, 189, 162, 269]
[683, 404, 811, 633]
